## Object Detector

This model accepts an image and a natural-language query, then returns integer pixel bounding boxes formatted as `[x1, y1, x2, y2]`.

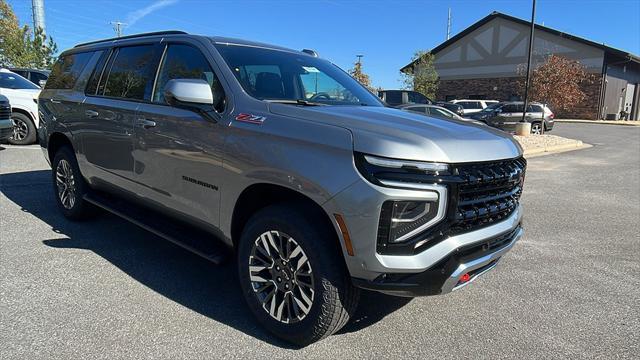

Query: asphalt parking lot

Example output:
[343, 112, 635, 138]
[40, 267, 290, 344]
[1, 123, 638, 359]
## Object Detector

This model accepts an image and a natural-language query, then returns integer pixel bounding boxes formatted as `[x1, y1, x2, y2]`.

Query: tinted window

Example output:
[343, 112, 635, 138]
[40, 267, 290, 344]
[11, 70, 29, 78]
[407, 106, 427, 113]
[31, 72, 48, 84]
[431, 107, 454, 118]
[528, 104, 543, 112]
[86, 51, 110, 95]
[503, 104, 524, 112]
[103, 45, 158, 100]
[46, 52, 93, 89]
[0, 72, 40, 89]
[153, 44, 225, 112]
[459, 101, 481, 109]
[407, 91, 431, 104]
[384, 91, 402, 105]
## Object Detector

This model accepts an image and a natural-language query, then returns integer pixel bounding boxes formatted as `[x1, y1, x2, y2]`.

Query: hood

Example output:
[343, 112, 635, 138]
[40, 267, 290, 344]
[269, 104, 522, 163]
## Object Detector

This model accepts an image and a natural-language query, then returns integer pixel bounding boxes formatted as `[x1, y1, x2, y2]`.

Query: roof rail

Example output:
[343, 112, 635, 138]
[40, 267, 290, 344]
[74, 30, 188, 48]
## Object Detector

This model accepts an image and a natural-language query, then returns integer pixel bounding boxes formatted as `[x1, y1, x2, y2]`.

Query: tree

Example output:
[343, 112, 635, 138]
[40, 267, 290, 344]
[401, 51, 438, 99]
[517, 54, 591, 112]
[0, 0, 58, 69]
[348, 56, 373, 91]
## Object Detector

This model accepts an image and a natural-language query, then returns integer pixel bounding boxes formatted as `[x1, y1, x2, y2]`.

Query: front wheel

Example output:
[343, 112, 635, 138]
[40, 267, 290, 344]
[237, 204, 359, 345]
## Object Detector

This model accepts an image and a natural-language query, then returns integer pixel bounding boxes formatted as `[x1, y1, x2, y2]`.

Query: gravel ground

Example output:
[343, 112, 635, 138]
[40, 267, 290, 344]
[514, 133, 583, 154]
[1, 122, 639, 359]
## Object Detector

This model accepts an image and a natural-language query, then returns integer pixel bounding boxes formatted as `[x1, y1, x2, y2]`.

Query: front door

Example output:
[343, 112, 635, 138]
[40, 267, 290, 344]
[134, 42, 227, 226]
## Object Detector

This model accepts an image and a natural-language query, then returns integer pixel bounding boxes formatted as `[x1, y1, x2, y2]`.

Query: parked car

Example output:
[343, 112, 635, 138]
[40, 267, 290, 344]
[378, 89, 433, 107]
[40, 31, 526, 345]
[9, 68, 50, 87]
[470, 101, 554, 134]
[0, 94, 13, 141]
[450, 99, 499, 115]
[0, 69, 41, 145]
[398, 103, 483, 124]
[434, 101, 465, 116]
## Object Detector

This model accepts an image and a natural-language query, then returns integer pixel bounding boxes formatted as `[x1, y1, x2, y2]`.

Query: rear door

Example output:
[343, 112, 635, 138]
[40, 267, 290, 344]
[134, 41, 228, 225]
[498, 104, 523, 132]
[39, 50, 98, 136]
[80, 43, 162, 187]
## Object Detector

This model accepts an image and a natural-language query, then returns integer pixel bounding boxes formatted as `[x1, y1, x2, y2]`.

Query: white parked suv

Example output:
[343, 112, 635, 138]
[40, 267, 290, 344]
[0, 69, 41, 144]
[451, 99, 499, 115]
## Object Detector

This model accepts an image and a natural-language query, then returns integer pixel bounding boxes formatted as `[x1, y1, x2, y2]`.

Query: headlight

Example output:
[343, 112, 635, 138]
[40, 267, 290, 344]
[355, 152, 450, 188]
[379, 200, 440, 244]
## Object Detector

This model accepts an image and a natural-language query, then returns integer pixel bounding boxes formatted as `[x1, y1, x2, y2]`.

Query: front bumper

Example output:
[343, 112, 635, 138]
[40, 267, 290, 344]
[352, 225, 523, 296]
[0, 119, 14, 141]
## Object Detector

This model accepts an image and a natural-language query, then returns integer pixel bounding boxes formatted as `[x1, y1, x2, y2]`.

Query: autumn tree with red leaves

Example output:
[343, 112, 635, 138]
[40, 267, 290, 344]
[518, 54, 592, 111]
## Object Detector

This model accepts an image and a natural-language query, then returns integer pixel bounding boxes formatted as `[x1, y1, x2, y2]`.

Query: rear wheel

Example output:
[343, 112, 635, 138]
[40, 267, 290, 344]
[52, 146, 98, 220]
[237, 204, 359, 345]
[8, 112, 36, 145]
[531, 122, 543, 135]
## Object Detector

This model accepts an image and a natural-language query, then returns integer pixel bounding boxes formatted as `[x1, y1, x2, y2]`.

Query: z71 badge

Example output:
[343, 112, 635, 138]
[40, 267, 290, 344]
[235, 113, 266, 125]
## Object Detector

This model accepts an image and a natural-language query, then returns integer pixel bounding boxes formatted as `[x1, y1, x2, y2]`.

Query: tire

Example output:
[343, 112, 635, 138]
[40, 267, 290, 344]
[237, 203, 359, 346]
[51, 146, 98, 220]
[8, 112, 36, 145]
[530, 122, 543, 135]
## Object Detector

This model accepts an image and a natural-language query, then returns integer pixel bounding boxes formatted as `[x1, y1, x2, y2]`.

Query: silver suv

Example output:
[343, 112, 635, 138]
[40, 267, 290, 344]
[39, 31, 526, 345]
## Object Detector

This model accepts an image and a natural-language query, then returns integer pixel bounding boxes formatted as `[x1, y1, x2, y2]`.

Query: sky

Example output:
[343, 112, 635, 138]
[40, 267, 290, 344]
[7, 0, 640, 89]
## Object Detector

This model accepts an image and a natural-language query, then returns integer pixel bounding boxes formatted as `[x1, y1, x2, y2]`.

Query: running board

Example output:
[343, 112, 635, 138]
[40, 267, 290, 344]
[83, 192, 229, 264]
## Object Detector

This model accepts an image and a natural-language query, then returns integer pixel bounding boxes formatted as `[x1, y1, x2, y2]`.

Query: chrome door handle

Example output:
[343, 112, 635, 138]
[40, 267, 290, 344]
[136, 118, 157, 129]
[85, 110, 99, 118]
[50, 98, 62, 104]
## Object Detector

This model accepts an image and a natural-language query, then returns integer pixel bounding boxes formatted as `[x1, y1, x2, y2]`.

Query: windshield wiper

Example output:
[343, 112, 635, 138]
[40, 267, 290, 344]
[264, 99, 326, 106]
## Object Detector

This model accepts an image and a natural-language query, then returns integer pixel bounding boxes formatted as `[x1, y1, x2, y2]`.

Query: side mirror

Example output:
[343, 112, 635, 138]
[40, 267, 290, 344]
[494, 108, 502, 113]
[38, 80, 47, 88]
[164, 79, 213, 106]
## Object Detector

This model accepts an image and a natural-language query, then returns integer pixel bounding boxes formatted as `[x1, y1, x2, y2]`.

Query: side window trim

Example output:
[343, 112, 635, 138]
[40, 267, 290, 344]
[84, 49, 112, 96]
[90, 42, 163, 102]
[150, 44, 169, 102]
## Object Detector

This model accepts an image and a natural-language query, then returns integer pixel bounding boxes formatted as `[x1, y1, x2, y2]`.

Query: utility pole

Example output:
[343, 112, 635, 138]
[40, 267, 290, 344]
[521, 0, 537, 124]
[356, 54, 363, 65]
[110, 21, 126, 37]
[446, 8, 452, 40]
[31, 0, 46, 35]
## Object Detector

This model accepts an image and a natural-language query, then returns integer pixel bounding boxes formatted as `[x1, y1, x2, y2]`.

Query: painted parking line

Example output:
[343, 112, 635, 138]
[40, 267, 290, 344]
[0, 144, 41, 150]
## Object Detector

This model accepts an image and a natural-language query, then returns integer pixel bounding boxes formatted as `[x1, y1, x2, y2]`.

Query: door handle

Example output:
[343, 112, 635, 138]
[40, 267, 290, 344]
[136, 118, 157, 129]
[85, 110, 99, 118]
[50, 98, 62, 104]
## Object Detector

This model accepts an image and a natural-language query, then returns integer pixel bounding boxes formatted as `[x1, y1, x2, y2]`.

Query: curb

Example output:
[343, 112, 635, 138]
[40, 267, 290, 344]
[523, 141, 592, 157]
[555, 119, 640, 126]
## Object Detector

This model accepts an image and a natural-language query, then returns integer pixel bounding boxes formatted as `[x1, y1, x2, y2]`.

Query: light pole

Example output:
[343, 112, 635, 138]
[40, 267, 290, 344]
[521, 0, 537, 124]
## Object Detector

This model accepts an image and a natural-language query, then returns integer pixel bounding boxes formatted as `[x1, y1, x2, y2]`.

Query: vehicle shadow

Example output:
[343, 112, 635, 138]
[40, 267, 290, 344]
[1, 170, 411, 348]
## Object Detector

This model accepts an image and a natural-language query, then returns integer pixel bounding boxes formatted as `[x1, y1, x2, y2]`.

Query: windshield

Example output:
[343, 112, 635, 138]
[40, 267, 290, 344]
[0, 72, 40, 90]
[431, 107, 457, 118]
[482, 103, 501, 112]
[214, 43, 382, 106]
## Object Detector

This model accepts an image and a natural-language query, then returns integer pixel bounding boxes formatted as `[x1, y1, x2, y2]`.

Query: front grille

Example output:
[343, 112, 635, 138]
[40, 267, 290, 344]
[0, 105, 11, 120]
[397, 156, 525, 255]
[451, 157, 526, 233]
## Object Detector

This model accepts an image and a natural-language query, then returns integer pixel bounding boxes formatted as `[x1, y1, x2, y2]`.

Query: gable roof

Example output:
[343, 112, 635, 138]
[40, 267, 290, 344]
[400, 11, 640, 72]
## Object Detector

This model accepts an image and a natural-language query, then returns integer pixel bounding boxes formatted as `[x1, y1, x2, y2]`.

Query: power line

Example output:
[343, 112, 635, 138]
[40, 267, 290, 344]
[110, 21, 127, 37]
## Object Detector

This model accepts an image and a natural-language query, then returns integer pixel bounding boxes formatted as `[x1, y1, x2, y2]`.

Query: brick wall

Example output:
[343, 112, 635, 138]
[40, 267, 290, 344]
[436, 76, 602, 119]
